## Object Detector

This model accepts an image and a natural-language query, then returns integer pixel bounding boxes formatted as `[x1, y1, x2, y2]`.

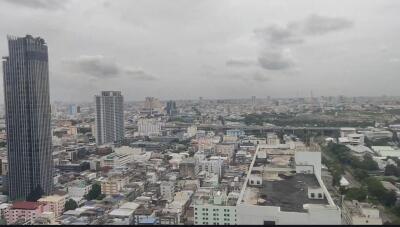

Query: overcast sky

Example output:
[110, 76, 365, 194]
[0, 0, 400, 103]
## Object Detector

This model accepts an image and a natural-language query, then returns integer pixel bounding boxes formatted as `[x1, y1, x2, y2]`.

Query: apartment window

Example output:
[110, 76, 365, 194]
[318, 193, 323, 198]
[310, 193, 315, 198]
[257, 180, 261, 184]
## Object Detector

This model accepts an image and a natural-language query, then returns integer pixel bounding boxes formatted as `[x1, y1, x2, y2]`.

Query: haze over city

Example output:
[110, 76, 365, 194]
[2, 1, 400, 226]
[1, 0, 400, 102]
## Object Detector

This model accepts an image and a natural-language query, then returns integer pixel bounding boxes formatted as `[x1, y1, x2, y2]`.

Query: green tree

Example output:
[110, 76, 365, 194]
[344, 187, 367, 201]
[382, 190, 397, 207]
[26, 184, 44, 202]
[385, 164, 399, 176]
[353, 169, 369, 181]
[365, 177, 386, 197]
[85, 183, 102, 200]
[64, 199, 78, 211]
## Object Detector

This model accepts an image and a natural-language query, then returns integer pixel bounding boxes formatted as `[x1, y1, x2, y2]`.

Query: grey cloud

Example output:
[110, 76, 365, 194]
[254, 25, 303, 45]
[258, 49, 295, 70]
[389, 58, 400, 63]
[301, 14, 353, 35]
[64, 55, 157, 80]
[4, 0, 67, 10]
[252, 72, 269, 82]
[125, 69, 157, 80]
[65, 55, 120, 79]
[253, 14, 353, 71]
[226, 59, 256, 67]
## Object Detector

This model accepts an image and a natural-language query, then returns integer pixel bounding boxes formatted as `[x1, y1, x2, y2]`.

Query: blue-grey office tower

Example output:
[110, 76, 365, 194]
[2, 35, 53, 200]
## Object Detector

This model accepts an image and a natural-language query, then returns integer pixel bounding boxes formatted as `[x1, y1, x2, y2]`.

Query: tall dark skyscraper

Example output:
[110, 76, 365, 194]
[165, 100, 177, 116]
[95, 91, 124, 145]
[2, 35, 53, 200]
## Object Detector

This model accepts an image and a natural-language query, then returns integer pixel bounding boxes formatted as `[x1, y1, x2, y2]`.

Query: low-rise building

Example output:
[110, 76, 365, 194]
[5, 201, 48, 224]
[160, 181, 175, 202]
[38, 194, 67, 217]
[342, 200, 382, 225]
[100, 175, 129, 195]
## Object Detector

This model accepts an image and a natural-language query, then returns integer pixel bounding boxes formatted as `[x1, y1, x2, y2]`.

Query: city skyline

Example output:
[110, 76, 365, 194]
[0, 0, 399, 103]
[1, 1, 400, 225]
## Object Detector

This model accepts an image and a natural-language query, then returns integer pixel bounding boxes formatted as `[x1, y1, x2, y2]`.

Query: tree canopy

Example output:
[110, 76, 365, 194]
[64, 199, 78, 211]
[26, 185, 44, 202]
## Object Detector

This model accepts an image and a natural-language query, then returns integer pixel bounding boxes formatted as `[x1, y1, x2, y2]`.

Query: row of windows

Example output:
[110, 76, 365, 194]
[310, 192, 323, 198]
[196, 208, 235, 212]
[195, 222, 232, 225]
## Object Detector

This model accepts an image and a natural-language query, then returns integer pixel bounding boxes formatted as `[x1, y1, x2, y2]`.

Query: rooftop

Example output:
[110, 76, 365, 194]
[243, 173, 328, 212]
[12, 201, 41, 210]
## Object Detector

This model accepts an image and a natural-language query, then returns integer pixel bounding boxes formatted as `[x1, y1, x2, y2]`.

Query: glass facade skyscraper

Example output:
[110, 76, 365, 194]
[2, 35, 53, 200]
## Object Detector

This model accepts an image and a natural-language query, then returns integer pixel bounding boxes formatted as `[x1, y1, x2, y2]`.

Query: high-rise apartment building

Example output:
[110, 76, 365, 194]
[95, 91, 124, 145]
[2, 35, 53, 200]
[137, 118, 163, 136]
[251, 96, 256, 106]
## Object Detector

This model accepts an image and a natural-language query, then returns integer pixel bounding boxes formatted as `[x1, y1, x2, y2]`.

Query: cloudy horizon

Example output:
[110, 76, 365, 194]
[0, 0, 400, 103]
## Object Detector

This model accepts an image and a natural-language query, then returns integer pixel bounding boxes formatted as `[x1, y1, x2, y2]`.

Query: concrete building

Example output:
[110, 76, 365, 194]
[359, 128, 393, 141]
[372, 146, 400, 158]
[67, 180, 92, 201]
[342, 200, 382, 225]
[236, 145, 341, 225]
[108, 202, 139, 225]
[100, 175, 129, 195]
[163, 190, 193, 224]
[340, 127, 357, 138]
[102, 153, 132, 169]
[160, 181, 175, 202]
[5, 201, 49, 224]
[38, 194, 67, 218]
[180, 158, 197, 179]
[185, 126, 198, 138]
[95, 91, 124, 145]
[267, 133, 280, 145]
[196, 158, 223, 179]
[215, 143, 235, 162]
[226, 129, 245, 137]
[3, 35, 54, 200]
[137, 118, 163, 137]
[194, 190, 238, 225]
[339, 133, 365, 146]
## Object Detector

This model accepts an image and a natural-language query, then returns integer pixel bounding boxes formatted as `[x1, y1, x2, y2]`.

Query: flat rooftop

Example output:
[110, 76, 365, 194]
[243, 173, 329, 212]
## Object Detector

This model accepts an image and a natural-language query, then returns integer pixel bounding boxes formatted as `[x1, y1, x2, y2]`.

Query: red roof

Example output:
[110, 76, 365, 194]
[12, 201, 40, 210]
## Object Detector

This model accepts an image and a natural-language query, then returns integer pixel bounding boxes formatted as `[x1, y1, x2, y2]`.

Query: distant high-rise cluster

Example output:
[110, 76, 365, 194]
[95, 91, 124, 145]
[143, 96, 163, 114]
[2, 35, 53, 200]
[165, 100, 177, 116]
